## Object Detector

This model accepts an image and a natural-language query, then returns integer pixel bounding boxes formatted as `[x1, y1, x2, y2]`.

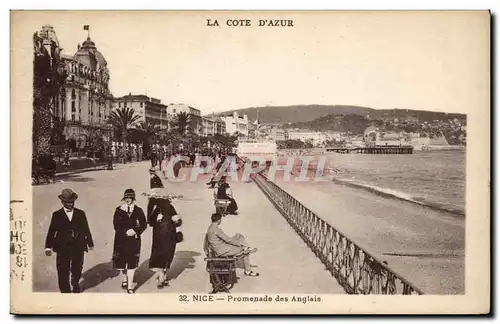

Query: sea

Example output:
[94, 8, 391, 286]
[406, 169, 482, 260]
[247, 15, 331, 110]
[324, 150, 466, 216]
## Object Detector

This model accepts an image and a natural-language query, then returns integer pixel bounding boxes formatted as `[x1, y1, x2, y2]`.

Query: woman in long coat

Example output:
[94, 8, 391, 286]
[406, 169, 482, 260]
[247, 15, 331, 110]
[112, 189, 147, 293]
[173, 156, 182, 178]
[146, 188, 182, 288]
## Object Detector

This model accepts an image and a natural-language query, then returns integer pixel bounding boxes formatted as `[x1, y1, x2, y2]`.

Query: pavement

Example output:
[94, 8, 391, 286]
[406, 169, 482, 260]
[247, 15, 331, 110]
[33, 161, 346, 294]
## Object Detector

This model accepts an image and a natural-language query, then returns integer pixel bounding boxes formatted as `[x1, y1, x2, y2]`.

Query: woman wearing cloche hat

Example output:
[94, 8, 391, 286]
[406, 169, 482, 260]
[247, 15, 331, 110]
[112, 188, 147, 293]
[143, 187, 183, 288]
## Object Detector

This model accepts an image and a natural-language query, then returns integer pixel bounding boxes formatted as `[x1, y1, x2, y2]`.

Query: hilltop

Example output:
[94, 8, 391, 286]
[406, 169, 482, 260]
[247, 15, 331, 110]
[218, 105, 373, 124]
[217, 105, 466, 125]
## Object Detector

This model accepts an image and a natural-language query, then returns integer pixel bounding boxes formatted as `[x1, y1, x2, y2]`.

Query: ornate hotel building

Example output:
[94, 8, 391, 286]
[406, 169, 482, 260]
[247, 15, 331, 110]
[53, 34, 114, 150]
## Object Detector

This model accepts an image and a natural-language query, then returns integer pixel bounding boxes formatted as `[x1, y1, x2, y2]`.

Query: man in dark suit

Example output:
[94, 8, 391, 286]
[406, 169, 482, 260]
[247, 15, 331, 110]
[45, 189, 94, 293]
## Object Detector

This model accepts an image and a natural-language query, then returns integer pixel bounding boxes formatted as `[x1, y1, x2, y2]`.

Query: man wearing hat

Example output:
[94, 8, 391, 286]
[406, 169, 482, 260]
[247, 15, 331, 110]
[149, 167, 164, 189]
[45, 189, 94, 293]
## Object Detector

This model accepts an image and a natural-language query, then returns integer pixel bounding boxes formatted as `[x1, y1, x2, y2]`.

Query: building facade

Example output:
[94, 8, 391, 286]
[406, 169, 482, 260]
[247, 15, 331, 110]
[189, 107, 202, 136]
[167, 103, 202, 135]
[363, 126, 403, 146]
[287, 130, 327, 147]
[113, 93, 168, 129]
[220, 112, 249, 137]
[248, 122, 256, 139]
[53, 35, 114, 150]
[268, 128, 287, 141]
[201, 115, 226, 137]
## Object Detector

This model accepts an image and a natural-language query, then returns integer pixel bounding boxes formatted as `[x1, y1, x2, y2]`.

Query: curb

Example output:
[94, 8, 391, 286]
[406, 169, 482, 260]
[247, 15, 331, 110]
[55, 161, 147, 177]
[56, 165, 108, 177]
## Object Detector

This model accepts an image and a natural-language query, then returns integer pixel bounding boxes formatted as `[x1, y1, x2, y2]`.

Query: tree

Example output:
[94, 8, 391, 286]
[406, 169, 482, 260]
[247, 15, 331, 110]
[33, 26, 67, 160]
[136, 121, 160, 143]
[135, 121, 160, 156]
[50, 116, 66, 146]
[212, 133, 237, 148]
[172, 112, 191, 135]
[304, 138, 314, 148]
[87, 128, 106, 159]
[107, 107, 142, 158]
[157, 129, 169, 146]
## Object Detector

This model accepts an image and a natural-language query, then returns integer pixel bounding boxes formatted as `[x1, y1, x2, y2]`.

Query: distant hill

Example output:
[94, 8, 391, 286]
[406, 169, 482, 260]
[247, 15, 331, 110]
[217, 105, 374, 124]
[217, 105, 466, 125]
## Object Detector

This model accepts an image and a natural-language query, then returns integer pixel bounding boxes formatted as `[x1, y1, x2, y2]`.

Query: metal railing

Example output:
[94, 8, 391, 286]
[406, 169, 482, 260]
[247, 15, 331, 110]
[236, 156, 423, 295]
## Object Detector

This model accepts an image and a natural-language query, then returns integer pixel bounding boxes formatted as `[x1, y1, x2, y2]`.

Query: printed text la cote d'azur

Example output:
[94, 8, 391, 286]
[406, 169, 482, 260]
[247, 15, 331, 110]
[207, 19, 294, 27]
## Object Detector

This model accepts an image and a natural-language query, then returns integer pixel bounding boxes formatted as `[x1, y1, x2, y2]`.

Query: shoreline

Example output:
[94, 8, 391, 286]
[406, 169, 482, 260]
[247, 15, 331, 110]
[330, 177, 465, 217]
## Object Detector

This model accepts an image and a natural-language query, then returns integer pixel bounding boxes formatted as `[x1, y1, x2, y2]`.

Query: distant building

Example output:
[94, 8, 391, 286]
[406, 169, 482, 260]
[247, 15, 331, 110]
[248, 122, 256, 139]
[113, 93, 168, 129]
[364, 126, 402, 146]
[287, 130, 326, 147]
[268, 128, 287, 141]
[220, 112, 249, 137]
[201, 114, 226, 136]
[378, 132, 402, 146]
[324, 131, 345, 142]
[201, 116, 214, 137]
[405, 115, 420, 123]
[167, 103, 202, 135]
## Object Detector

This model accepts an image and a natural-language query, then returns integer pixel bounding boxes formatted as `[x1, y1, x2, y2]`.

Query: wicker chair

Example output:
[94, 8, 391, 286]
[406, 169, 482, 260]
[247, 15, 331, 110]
[203, 234, 239, 294]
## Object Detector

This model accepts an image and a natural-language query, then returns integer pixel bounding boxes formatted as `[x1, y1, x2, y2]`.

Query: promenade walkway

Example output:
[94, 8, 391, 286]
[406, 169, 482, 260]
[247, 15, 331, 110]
[33, 161, 345, 294]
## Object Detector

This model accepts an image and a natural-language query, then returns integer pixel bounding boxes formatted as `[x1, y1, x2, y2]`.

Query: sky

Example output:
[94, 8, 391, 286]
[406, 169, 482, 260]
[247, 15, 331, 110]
[13, 10, 489, 115]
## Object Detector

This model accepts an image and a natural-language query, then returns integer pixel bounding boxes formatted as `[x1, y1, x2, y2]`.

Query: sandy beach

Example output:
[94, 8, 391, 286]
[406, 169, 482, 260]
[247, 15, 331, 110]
[272, 172, 465, 295]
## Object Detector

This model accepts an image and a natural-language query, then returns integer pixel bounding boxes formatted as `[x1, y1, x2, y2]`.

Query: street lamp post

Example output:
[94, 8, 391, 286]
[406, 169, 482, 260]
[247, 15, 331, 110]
[107, 124, 113, 170]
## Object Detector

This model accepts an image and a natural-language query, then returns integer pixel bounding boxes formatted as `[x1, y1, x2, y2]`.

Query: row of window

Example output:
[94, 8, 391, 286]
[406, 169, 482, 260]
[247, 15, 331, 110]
[56, 89, 109, 123]
[69, 74, 108, 89]
[118, 101, 144, 108]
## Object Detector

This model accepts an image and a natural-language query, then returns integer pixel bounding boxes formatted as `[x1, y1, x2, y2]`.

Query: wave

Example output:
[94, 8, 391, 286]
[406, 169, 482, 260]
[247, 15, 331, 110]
[330, 177, 465, 217]
[381, 252, 464, 258]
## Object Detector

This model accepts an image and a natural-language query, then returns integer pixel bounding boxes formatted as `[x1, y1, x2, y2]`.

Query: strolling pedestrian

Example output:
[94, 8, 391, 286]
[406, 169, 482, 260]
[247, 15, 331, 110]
[44, 189, 94, 293]
[63, 149, 70, 167]
[151, 147, 157, 168]
[112, 189, 147, 293]
[144, 188, 183, 288]
[150, 167, 164, 189]
[173, 152, 182, 178]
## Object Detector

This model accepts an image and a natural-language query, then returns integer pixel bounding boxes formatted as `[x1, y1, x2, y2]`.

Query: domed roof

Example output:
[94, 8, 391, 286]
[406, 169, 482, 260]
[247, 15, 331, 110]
[81, 37, 96, 49]
[95, 51, 107, 68]
[74, 37, 108, 71]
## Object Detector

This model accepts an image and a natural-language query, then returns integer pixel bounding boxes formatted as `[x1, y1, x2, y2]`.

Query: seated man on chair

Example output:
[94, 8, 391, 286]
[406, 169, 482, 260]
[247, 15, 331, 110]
[213, 176, 238, 215]
[205, 213, 259, 277]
